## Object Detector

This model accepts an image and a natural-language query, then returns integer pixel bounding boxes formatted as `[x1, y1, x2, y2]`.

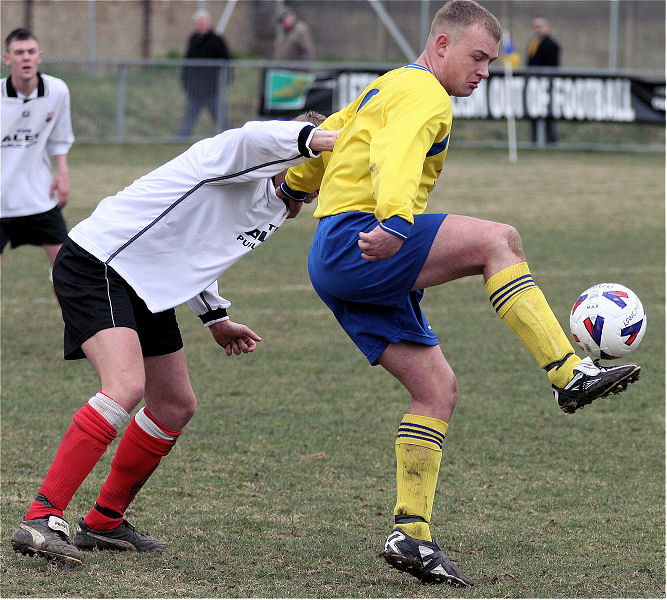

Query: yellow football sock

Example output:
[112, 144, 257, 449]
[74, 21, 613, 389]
[485, 262, 581, 388]
[393, 414, 448, 542]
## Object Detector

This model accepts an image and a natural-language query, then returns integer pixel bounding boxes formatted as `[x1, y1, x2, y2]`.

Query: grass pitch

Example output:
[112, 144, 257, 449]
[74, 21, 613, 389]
[1, 144, 664, 598]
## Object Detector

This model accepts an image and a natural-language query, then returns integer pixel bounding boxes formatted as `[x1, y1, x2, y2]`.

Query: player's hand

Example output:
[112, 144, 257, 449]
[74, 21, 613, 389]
[50, 172, 70, 209]
[208, 319, 262, 356]
[309, 128, 339, 153]
[358, 226, 404, 261]
[284, 197, 305, 219]
[276, 188, 319, 219]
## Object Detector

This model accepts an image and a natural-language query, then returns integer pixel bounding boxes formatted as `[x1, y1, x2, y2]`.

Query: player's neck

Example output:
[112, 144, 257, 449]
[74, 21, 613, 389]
[413, 52, 434, 75]
[11, 72, 39, 98]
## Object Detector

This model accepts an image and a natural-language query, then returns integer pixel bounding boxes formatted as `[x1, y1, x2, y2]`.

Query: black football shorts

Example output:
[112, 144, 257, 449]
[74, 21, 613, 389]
[53, 238, 184, 360]
[0, 206, 68, 252]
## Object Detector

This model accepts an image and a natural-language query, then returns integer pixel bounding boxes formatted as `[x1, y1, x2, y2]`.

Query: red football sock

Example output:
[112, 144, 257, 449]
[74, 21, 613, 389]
[25, 403, 117, 520]
[84, 408, 181, 530]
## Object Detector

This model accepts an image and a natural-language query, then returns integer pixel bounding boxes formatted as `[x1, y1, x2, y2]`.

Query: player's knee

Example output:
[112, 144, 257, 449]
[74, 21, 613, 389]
[433, 374, 459, 422]
[445, 371, 459, 404]
[100, 379, 145, 410]
[181, 393, 197, 421]
[165, 393, 198, 425]
[505, 224, 524, 258]
[435, 362, 459, 414]
[492, 222, 524, 260]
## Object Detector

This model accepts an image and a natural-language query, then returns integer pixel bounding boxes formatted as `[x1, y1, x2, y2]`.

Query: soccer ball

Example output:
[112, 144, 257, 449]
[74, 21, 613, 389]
[569, 283, 647, 360]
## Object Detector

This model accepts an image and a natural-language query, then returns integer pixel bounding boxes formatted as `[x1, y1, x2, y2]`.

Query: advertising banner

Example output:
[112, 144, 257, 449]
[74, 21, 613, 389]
[260, 68, 665, 124]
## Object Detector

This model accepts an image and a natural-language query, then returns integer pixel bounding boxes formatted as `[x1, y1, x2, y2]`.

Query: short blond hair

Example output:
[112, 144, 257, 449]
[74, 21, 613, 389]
[429, 0, 502, 43]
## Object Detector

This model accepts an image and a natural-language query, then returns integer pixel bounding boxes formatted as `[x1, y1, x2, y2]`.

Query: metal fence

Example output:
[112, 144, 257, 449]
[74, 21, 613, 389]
[3, 58, 664, 151]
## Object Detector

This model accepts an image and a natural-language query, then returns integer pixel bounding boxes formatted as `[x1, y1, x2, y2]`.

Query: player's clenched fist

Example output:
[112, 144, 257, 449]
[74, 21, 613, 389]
[358, 226, 404, 261]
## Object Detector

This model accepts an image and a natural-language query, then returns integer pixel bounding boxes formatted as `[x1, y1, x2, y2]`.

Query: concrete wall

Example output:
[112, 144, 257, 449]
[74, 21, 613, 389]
[1, 0, 664, 70]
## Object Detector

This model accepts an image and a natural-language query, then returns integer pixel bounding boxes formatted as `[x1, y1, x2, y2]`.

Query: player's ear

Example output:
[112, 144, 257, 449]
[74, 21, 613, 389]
[435, 33, 450, 56]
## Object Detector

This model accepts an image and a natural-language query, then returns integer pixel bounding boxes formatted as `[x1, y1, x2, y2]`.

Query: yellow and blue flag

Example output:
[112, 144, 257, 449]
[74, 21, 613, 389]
[502, 32, 520, 70]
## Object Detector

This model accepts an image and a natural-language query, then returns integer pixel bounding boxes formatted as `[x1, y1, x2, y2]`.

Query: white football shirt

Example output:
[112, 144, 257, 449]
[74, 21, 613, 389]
[69, 120, 319, 314]
[1, 73, 74, 217]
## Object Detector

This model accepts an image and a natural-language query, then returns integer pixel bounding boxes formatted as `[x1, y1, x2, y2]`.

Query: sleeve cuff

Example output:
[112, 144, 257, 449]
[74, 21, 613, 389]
[280, 181, 308, 202]
[199, 307, 228, 327]
[380, 215, 413, 240]
[297, 125, 321, 158]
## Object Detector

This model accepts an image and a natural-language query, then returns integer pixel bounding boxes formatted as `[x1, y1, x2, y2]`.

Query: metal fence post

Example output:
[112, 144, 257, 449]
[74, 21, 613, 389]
[609, 0, 619, 70]
[216, 64, 229, 132]
[87, 0, 96, 76]
[116, 63, 127, 141]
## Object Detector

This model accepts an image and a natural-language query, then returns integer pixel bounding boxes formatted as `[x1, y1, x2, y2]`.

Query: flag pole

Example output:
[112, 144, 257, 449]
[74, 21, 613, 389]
[502, 31, 518, 163]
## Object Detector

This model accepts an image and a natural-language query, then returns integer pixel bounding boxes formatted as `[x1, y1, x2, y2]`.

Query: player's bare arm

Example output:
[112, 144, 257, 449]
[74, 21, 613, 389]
[275, 127, 338, 220]
[208, 319, 262, 356]
[358, 226, 405, 261]
[309, 128, 339, 152]
[50, 154, 70, 208]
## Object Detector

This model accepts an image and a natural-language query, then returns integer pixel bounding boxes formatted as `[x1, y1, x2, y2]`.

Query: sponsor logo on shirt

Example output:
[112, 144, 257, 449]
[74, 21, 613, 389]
[2, 129, 40, 148]
[237, 223, 280, 249]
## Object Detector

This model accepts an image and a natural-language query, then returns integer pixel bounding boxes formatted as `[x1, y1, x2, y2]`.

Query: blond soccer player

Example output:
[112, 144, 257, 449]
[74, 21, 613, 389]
[279, 0, 640, 586]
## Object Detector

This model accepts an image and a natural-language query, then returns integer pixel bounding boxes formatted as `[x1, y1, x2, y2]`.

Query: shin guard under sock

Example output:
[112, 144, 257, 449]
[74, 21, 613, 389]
[485, 262, 581, 388]
[84, 407, 181, 530]
[25, 397, 124, 520]
[393, 414, 448, 542]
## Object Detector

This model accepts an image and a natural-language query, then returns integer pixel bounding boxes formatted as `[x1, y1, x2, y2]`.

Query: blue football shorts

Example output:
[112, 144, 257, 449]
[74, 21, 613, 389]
[308, 211, 447, 365]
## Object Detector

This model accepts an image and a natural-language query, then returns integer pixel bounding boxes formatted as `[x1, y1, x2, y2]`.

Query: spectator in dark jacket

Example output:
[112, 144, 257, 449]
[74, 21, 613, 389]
[527, 18, 560, 67]
[178, 9, 232, 138]
[526, 17, 560, 144]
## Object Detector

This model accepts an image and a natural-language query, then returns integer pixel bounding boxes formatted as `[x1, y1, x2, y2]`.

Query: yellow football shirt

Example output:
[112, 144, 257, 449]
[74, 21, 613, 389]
[285, 65, 453, 226]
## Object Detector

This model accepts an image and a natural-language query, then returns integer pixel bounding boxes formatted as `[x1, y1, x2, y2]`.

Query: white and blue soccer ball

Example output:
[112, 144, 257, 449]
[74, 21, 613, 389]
[569, 283, 647, 360]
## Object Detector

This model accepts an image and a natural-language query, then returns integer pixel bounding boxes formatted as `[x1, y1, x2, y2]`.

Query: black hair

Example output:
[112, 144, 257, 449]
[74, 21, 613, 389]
[5, 28, 37, 51]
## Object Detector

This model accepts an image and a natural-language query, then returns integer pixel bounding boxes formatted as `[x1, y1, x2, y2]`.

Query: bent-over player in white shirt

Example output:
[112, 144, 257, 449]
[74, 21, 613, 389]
[10, 113, 338, 566]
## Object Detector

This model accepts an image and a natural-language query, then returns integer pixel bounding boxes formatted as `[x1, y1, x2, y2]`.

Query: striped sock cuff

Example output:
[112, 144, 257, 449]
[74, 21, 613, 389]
[396, 414, 448, 451]
[87, 392, 130, 430]
[486, 262, 537, 317]
[135, 407, 182, 442]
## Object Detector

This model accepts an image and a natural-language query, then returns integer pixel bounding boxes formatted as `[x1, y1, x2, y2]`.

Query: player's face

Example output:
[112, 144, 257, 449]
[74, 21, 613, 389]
[4, 38, 42, 84]
[436, 24, 499, 97]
